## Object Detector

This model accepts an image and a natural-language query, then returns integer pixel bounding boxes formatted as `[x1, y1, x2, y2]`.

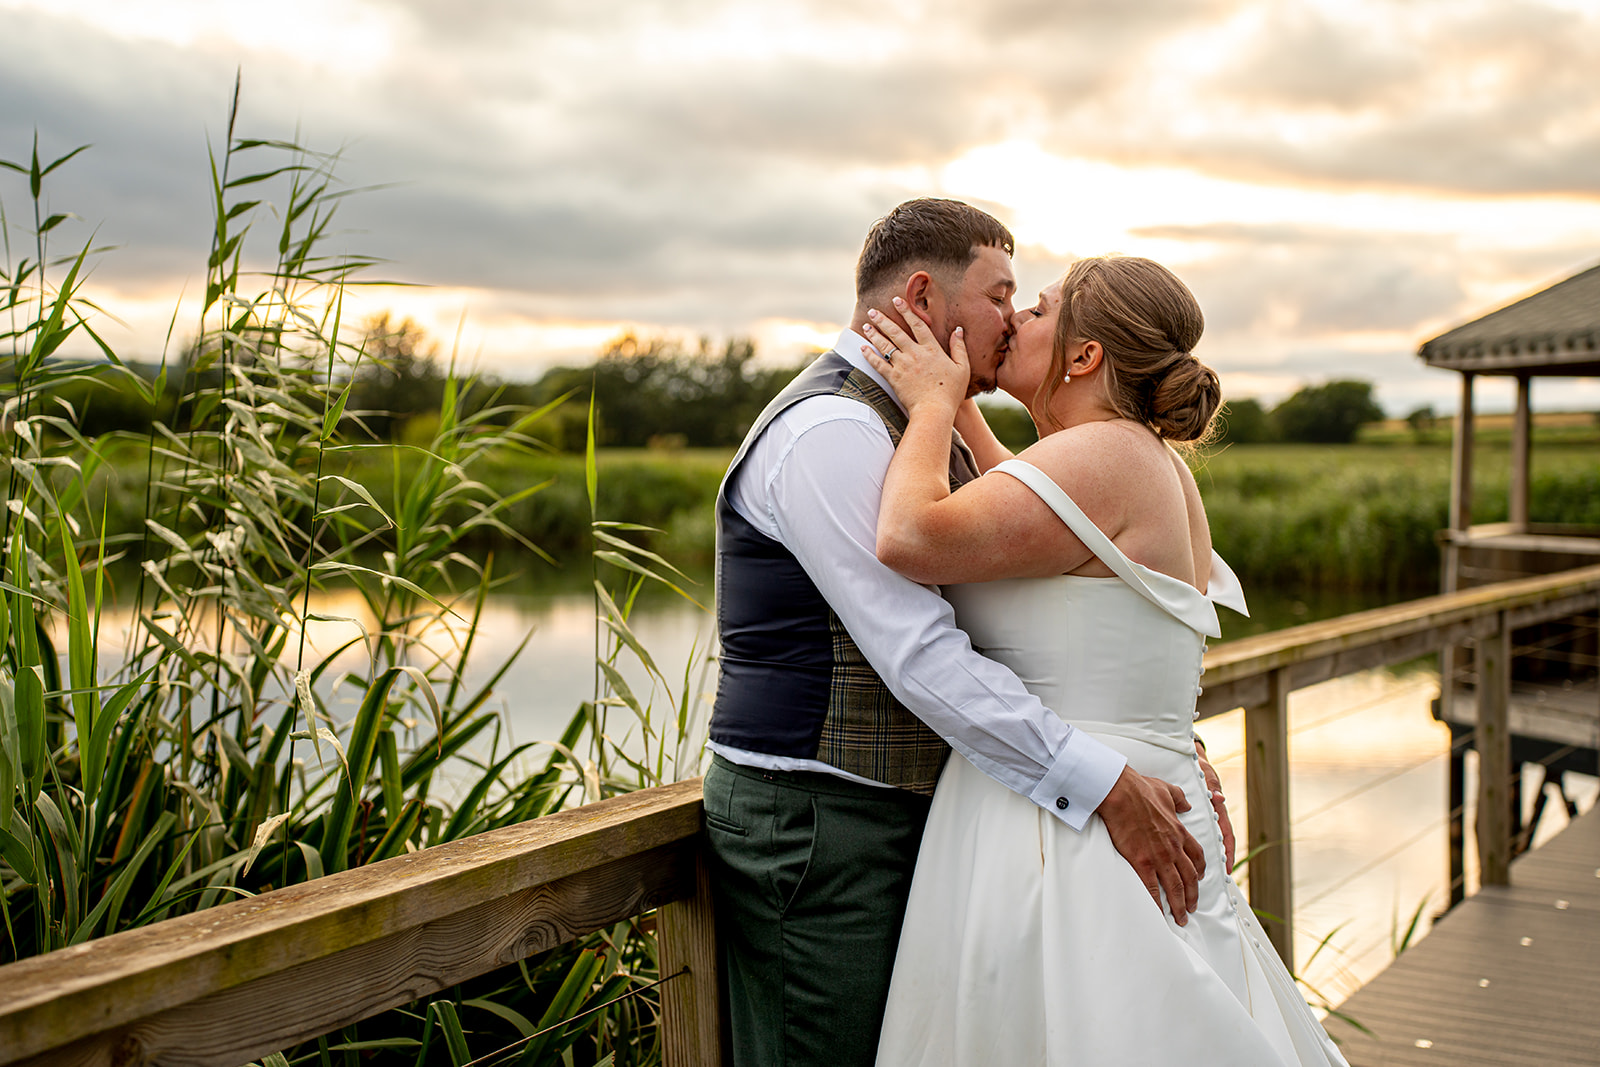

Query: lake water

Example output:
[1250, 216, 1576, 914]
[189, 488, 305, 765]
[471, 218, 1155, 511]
[86, 579, 1599, 1009]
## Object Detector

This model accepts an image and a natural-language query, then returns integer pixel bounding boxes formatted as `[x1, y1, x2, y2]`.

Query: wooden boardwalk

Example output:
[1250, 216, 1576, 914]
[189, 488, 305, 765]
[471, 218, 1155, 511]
[1324, 802, 1600, 1065]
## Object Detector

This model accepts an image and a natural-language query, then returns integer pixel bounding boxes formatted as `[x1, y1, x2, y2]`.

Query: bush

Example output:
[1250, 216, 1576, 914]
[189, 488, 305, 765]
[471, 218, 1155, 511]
[1272, 380, 1385, 444]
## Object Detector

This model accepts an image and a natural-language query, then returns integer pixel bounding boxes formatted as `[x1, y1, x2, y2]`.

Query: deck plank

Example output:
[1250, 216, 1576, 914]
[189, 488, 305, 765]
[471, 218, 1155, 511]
[1324, 804, 1600, 1066]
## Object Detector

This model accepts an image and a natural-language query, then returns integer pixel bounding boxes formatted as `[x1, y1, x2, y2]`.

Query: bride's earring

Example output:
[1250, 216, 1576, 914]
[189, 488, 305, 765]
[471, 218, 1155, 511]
[1062, 371, 1073, 386]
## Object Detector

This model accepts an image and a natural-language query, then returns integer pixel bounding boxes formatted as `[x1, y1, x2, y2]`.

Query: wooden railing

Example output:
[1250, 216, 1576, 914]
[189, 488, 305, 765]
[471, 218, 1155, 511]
[0, 779, 723, 1067]
[3, 565, 1598, 1064]
[1197, 562, 1600, 961]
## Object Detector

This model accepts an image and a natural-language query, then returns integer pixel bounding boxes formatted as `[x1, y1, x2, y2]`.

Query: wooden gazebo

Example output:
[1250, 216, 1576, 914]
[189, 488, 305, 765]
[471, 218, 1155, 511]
[1420, 261, 1600, 901]
[1422, 261, 1600, 590]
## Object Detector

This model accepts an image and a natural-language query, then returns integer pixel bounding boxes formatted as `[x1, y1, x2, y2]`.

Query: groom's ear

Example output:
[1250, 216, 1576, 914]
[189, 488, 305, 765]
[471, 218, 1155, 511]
[904, 270, 938, 326]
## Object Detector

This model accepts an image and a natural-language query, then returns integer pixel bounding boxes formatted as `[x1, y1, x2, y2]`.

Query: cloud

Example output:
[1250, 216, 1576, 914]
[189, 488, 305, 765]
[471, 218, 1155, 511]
[2, 0, 1597, 400]
[1077, 0, 1600, 196]
[1133, 223, 1465, 335]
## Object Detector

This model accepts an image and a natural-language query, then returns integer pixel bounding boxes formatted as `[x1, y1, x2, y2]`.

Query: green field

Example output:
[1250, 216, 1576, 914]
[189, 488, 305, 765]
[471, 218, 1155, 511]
[86, 436, 1598, 595]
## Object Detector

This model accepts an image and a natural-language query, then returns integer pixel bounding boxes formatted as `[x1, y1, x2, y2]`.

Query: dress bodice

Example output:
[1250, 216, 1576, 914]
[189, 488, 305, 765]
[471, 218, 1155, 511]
[943, 459, 1247, 754]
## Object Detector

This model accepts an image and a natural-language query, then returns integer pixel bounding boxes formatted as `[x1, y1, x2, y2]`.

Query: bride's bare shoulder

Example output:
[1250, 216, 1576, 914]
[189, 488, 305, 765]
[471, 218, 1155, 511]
[1021, 420, 1178, 485]
[1165, 446, 1213, 582]
[1013, 421, 1181, 529]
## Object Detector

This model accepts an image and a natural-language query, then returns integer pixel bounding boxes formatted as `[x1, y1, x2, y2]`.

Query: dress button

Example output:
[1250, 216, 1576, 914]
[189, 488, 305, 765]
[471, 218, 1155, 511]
[1055, 797, 1070, 811]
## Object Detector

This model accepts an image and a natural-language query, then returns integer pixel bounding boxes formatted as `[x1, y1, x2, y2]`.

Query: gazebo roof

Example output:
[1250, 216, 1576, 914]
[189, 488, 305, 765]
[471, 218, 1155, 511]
[1419, 261, 1600, 376]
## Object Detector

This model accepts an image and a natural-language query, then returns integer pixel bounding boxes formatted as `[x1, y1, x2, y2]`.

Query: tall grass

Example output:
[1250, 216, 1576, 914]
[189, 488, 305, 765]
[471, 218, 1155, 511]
[1193, 444, 1599, 593]
[1, 91, 706, 1065]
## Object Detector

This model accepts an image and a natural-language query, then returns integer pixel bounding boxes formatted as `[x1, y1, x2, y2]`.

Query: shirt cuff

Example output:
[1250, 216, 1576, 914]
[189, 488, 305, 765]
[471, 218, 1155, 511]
[1028, 727, 1127, 831]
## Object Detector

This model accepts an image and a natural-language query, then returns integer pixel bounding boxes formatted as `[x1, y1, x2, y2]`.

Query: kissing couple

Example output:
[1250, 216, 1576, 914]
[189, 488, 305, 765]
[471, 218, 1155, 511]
[702, 199, 1348, 1065]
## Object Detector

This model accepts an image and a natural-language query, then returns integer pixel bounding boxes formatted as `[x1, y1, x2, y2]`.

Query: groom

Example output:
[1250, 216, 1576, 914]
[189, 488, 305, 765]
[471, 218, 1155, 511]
[703, 198, 1220, 1065]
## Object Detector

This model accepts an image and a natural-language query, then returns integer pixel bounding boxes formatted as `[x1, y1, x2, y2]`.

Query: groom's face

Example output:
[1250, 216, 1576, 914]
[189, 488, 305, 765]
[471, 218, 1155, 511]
[940, 245, 1017, 396]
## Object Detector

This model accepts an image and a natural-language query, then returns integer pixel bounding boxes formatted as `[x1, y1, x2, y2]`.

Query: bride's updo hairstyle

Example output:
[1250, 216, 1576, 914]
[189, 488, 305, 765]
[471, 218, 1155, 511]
[1042, 256, 1221, 444]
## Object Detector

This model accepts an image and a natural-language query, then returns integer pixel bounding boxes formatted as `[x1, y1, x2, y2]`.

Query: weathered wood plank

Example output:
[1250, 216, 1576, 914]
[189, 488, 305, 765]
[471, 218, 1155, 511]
[658, 847, 728, 1067]
[0, 780, 705, 1066]
[1245, 669, 1293, 966]
[1325, 805, 1600, 1067]
[1477, 615, 1513, 886]
[1439, 677, 1599, 750]
[19, 845, 695, 1067]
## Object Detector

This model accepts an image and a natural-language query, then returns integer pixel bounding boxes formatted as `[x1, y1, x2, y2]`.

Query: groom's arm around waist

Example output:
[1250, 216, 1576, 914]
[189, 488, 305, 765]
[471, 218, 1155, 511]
[730, 397, 1126, 829]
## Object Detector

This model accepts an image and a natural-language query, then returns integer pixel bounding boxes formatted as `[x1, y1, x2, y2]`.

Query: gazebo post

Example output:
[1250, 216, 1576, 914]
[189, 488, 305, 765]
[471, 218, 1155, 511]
[1438, 371, 1475, 738]
[1510, 375, 1532, 532]
[1449, 371, 1476, 553]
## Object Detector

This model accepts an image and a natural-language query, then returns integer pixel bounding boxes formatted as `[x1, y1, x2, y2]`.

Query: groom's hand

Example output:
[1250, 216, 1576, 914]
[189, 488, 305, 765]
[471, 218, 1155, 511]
[1098, 766, 1206, 926]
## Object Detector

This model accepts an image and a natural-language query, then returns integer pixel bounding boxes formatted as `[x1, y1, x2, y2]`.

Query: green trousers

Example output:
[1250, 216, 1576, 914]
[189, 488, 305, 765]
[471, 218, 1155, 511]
[702, 755, 934, 1067]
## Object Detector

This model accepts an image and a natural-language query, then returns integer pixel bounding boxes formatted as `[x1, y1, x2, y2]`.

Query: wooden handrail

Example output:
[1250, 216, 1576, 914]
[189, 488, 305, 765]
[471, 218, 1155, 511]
[0, 778, 717, 1067]
[1198, 563, 1600, 719]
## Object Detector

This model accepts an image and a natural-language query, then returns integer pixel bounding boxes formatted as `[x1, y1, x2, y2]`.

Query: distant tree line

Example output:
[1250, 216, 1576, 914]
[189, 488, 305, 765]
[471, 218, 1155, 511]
[32, 315, 811, 451]
[527, 333, 804, 451]
[35, 315, 1393, 450]
[1214, 380, 1387, 445]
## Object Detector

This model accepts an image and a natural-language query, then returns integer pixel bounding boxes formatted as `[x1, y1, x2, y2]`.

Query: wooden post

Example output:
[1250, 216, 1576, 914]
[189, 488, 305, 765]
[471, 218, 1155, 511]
[1447, 727, 1467, 909]
[1510, 375, 1531, 532]
[1451, 372, 1475, 535]
[657, 843, 726, 1066]
[1245, 668, 1293, 965]
[1439, 372, 1476, 756]
[1476, 611, 1513, 887]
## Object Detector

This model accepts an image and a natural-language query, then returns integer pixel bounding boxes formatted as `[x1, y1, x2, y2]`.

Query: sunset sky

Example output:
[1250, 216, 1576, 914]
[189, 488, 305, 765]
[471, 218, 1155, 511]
[4, 0, 1599, 413]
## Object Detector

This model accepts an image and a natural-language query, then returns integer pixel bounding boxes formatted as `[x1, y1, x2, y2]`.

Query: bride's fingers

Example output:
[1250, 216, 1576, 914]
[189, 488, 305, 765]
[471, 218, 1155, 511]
[948, 326, 970, 371]
[861, 324, 909, 370]
[861, 344, 891, 376]
[864, 308, 917, 353]
[890, 297, 941, 347]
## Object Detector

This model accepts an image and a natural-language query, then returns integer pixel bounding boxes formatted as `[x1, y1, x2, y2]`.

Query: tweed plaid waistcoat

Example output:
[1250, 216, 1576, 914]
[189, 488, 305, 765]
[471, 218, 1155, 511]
[709, 349, 980, 795]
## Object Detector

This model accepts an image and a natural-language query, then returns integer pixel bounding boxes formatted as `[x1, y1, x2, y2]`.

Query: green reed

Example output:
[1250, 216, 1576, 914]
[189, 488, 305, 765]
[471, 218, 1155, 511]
[1, 87, 706, 1065]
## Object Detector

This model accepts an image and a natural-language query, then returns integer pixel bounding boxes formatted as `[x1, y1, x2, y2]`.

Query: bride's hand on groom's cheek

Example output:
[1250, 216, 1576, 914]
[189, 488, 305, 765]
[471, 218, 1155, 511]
[861, 300, 969, 414]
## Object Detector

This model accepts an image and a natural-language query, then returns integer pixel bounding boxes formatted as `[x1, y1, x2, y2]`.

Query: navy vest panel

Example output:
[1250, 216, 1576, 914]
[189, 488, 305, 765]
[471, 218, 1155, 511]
[709, 353, 857, 757]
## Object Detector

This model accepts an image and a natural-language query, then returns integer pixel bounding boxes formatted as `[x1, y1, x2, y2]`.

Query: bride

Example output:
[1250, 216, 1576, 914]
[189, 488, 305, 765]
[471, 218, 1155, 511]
[858, 257, 1348, 1066]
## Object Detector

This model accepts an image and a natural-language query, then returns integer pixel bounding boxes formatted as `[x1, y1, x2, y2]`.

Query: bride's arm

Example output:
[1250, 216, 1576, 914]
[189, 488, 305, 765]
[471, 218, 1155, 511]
[861, 304, 1094, 584]
[953, 398, 1015, 473]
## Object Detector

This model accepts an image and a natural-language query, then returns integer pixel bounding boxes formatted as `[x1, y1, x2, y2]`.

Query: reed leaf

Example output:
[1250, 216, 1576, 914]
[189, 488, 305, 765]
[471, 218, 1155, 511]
[318, 667, 400, 873]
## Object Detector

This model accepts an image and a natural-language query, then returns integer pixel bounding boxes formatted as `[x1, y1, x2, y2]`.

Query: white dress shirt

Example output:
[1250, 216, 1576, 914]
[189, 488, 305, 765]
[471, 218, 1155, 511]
[705, 330, 1127, 830]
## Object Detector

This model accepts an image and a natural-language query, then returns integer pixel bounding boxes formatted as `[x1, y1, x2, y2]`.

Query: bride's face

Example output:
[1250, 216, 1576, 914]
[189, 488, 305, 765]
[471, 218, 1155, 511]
[998, 282, 1064, 402]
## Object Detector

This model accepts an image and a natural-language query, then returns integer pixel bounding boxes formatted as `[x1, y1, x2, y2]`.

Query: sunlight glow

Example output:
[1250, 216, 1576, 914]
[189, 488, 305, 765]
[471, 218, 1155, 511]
[941, 140, 1600, 265]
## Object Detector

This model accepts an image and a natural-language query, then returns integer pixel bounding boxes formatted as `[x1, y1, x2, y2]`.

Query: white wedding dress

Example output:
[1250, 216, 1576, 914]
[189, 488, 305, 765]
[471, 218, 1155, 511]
[875, 460, 1348, 1066]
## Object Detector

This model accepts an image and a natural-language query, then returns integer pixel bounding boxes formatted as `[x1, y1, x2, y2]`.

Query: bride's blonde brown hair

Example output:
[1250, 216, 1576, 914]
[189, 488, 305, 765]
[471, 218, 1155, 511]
[1037, 256, 1220, 443]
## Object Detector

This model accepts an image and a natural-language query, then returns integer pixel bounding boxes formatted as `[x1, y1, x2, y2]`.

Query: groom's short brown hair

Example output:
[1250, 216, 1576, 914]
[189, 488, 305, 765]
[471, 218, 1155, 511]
[855, 199, 1015, 299]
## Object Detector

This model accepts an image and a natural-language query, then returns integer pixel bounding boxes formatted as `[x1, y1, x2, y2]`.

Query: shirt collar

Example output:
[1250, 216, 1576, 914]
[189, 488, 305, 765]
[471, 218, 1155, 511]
[831, 328, 907, 415]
